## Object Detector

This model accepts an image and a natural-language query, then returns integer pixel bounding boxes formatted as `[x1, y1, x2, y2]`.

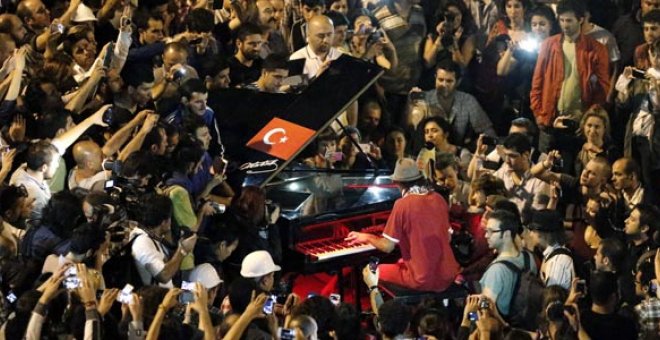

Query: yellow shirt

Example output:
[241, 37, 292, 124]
[557, 39, 583, 120]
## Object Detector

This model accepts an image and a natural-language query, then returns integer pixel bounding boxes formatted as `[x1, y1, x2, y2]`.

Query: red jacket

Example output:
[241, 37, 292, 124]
[530, 33, 610, 127]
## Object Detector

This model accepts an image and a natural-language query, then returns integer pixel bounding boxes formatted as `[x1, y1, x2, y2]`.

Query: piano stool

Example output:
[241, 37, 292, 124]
[378, 282, 468, 306]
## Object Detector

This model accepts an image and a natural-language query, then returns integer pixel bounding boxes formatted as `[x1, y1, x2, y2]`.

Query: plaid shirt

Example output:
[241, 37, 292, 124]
[421, 89, 496, 145]
[636, 297, 660, 338]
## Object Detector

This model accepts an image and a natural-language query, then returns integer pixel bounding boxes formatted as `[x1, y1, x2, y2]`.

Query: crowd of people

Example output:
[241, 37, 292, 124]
[0, 0, 658, 338]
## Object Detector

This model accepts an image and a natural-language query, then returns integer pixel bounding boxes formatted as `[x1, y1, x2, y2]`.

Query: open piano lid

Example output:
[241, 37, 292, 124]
[211, 55, 399, 221]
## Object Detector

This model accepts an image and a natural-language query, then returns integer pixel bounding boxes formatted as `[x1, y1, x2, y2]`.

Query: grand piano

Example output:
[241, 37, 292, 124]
[209, 56, 402, 297]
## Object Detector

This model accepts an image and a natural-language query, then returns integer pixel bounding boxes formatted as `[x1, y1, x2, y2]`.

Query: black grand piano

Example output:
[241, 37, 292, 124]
[209, 55, 402, 301]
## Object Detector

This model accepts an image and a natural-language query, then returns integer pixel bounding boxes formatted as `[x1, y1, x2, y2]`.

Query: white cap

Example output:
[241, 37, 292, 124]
[189, 263, 223, 289]
[240, 250, 281, 278]
[72, 4, 97, 23]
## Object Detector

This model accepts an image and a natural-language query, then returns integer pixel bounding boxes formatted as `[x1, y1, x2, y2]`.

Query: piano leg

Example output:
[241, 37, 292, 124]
[352, 265, 362, 313]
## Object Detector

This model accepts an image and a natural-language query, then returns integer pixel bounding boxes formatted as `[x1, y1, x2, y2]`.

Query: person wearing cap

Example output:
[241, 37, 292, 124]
[240, 250, 281, 292]
[346, 158, 460, 293]
[189, 263, 223, 312]
[527, 209, 574, 290]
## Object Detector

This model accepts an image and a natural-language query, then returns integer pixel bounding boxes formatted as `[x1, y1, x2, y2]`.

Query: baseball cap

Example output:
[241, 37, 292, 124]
[240, 250, 281, 278]
[189, 263, 223, 289]
[390, 158, 423, 182]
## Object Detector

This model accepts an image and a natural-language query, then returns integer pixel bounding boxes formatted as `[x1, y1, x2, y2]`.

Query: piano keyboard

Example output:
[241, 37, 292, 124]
[298, 241, 376, 262]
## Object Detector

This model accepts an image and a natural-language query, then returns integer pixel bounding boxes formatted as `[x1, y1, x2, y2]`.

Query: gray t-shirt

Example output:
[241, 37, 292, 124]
[479, 251, 538, 316]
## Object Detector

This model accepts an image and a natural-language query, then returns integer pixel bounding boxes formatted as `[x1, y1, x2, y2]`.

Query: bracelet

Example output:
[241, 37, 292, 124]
[368, 285, 379, 293]
[83, 301, 97, 308]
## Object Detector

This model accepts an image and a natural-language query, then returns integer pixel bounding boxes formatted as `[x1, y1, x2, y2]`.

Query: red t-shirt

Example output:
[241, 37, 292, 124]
[380, 191, 460, 292]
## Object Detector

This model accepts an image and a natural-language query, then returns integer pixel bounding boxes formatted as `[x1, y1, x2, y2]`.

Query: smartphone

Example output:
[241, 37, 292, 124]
[6, 291, 17, 303]
[482, 160, 500, 171]
[632, 68, 646, 79]
[409, 91, 425, 101]
[279, 328, 295, 340]
[179, 291, 195, 304]
[263, 295, 276, 314]
[181, 281, 196, 291]
[468, 311, 478, 321]
[358, 143, 372, 152]
[479, 299, 490, 310]
[368, 256, 379, 274]
[103, 43, 114, 69]
[50, 22, 64, 35]
[325, 151, 343, 162]
[63, 266, 80, 289]
[650, 281, 658, 296]
[481, 136, 498, 146]
[576, 279, 586, 295]
[562, 119, 578, 131]
[329, 293, 341, 306]
[117, 284, 134, 304]
[102, 107, 114, 125]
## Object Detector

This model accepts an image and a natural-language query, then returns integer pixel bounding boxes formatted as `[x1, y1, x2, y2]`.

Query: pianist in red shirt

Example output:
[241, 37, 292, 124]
[346, 158, 461, 292]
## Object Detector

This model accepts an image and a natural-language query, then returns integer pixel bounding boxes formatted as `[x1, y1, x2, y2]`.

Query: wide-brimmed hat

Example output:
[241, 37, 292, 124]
[390, 158, 423, 182]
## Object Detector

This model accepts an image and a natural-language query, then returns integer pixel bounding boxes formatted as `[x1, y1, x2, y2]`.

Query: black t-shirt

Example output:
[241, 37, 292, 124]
[227, 56, 262, 87]
[581, 309, 637, 340]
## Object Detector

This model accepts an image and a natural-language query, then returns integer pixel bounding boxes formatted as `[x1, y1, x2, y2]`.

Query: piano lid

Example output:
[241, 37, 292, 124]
[209, 55, 383, 188]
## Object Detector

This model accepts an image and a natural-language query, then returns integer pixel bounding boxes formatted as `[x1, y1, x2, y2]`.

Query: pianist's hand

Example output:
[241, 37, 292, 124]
[345, 231, 369, 245]
[362, 265, 379, 288]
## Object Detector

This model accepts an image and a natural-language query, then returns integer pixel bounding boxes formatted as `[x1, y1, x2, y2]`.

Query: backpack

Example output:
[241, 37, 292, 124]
[492, 251, 545, 331]
[102, 235, 146, 289]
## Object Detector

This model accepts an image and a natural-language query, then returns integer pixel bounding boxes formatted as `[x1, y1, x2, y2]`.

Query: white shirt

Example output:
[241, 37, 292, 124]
[130, 228, 173, 288]
[9, 164, 51, 221]
[493, 163, 550, 213]
[541, 245, 574, 291]
[623, 185, 645, 210]
[632, 108, 654, 138]
[289, 45, 342, 79]
[67, 167, 107, 191]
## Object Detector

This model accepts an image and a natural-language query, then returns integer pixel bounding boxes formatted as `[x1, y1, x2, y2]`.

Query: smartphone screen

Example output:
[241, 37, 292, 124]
[262, 295, 276, 314]
[117, 284, 134, 304]
[329, 293, 341, 306]
[368, 256, 379, 273]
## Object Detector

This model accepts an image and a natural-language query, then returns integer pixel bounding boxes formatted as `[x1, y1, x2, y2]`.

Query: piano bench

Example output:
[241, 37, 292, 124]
[378, 282, 468, 306]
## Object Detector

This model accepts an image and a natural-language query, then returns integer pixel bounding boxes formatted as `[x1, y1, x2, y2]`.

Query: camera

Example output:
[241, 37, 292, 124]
[173, 67, 187, 81]
[561, 119, 579, 131]
[410, 91, 425, 101]
[102, 159, 122, 175]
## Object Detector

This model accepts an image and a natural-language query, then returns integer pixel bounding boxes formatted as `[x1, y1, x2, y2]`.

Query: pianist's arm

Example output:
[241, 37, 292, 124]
[346, 232, 396, 253]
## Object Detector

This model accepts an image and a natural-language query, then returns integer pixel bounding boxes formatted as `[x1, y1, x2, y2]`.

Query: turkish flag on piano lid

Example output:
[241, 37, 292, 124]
[246, 117, 317, 160]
